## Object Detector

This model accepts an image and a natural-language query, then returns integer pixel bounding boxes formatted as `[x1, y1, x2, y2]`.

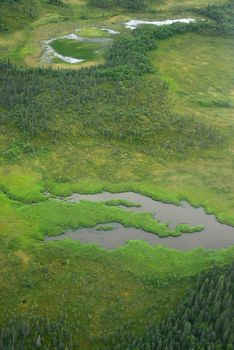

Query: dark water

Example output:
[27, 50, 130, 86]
[46, 192, 234, 250]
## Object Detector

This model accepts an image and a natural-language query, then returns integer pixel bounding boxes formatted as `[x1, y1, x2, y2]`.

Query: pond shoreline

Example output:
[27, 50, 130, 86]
[46, 191, 234, 250]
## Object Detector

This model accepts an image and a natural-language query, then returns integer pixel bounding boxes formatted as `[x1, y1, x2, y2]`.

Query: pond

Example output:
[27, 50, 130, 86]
[46, 192, 234, 250]
[41, 30, 113, 64]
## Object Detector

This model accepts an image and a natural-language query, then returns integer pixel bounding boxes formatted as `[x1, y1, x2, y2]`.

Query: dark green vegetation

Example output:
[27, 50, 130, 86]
[196, 1, 234, 31]
[0, 316, 74, 350]
[0, 0, 65, 33]
[101, 261, 234, 350]
[1, 257, 233, 350]
[0, 0, 39, 32]
[50, 39, 103, 61]
[89, 0, 146, 11]
[0, 60, 223, 158]
[105, 199, 142, 208]
[0, 241, 233, 350]
[0, 0, 233, 349]
[0, 15, 226, 159]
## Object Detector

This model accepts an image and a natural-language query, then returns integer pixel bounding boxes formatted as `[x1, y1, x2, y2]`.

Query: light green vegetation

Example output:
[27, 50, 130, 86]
[0, 193, 203, 245]
[77, 27, 110, 37]
[149, 33, 234, 125]
[175, 223, 204, 234]
[0, 165, 45, 202]
[51, 38, 105, 61]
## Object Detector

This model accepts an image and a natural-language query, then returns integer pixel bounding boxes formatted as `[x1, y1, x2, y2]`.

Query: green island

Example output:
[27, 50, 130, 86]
[0, 0, 233, 349]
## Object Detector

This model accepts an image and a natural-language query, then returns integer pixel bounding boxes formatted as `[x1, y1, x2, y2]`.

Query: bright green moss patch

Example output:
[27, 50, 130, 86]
[50, 39, 103, 60]
[18, 199, 173, 239]
[0, 166, 44, 203]
[77, 27, 110, 38]
[175, 223, 204, 234]
[0, 194, 207, 245]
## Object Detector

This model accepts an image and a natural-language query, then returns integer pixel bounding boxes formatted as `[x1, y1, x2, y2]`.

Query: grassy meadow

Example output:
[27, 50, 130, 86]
[0, 0, 233, 348]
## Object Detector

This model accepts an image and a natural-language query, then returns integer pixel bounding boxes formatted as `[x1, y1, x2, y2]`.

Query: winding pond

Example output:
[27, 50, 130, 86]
[46, 192, 234, 250]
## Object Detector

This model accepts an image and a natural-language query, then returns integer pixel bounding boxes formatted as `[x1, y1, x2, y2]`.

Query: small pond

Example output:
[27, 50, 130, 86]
[46, 192, 234, 250]
[41, 29, 114, 64]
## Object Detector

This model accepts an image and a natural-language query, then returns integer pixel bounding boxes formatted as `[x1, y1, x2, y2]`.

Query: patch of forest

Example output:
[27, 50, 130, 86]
[0, 14, 229, 159]
[89, 0, 146, 11]
[0, 0, 64, 32]
[100, 261, 234, 350]
[0, 260, 233, 350]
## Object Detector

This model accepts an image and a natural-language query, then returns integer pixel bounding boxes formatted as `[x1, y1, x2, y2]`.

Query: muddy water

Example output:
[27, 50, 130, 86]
[46, 192, 234, 250]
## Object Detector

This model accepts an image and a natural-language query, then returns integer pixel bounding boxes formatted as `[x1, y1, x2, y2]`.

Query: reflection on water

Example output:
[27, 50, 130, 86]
[46, 192, 234, 250]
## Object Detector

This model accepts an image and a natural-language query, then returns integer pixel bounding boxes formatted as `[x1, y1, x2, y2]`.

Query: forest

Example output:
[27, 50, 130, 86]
[100, 261, 234, 350]
[0, 261, 233, 349]
[0, 14, 229, 158]
[89, 0, 146, 11]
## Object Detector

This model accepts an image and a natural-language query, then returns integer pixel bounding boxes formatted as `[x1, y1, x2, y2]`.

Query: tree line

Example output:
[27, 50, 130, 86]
[0, 260, 232, 349]
[89, 0, 146, 12]
[0, 2, 231, 157]
[99, 261, 234, 350]
[0, 315, 74, 350]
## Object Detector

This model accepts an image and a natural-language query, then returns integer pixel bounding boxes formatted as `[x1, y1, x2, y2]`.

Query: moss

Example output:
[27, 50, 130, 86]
[175, 223, 204, 234]
[50, 39, 103, 61]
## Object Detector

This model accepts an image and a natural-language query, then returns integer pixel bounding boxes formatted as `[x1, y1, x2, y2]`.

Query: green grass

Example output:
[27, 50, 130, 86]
[149, 33, 234, 126]
[77, 27, 111, 38]
[50, 38, 103, 60]
[175, 223, 204, 234]
[0, 165, 45, 203]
